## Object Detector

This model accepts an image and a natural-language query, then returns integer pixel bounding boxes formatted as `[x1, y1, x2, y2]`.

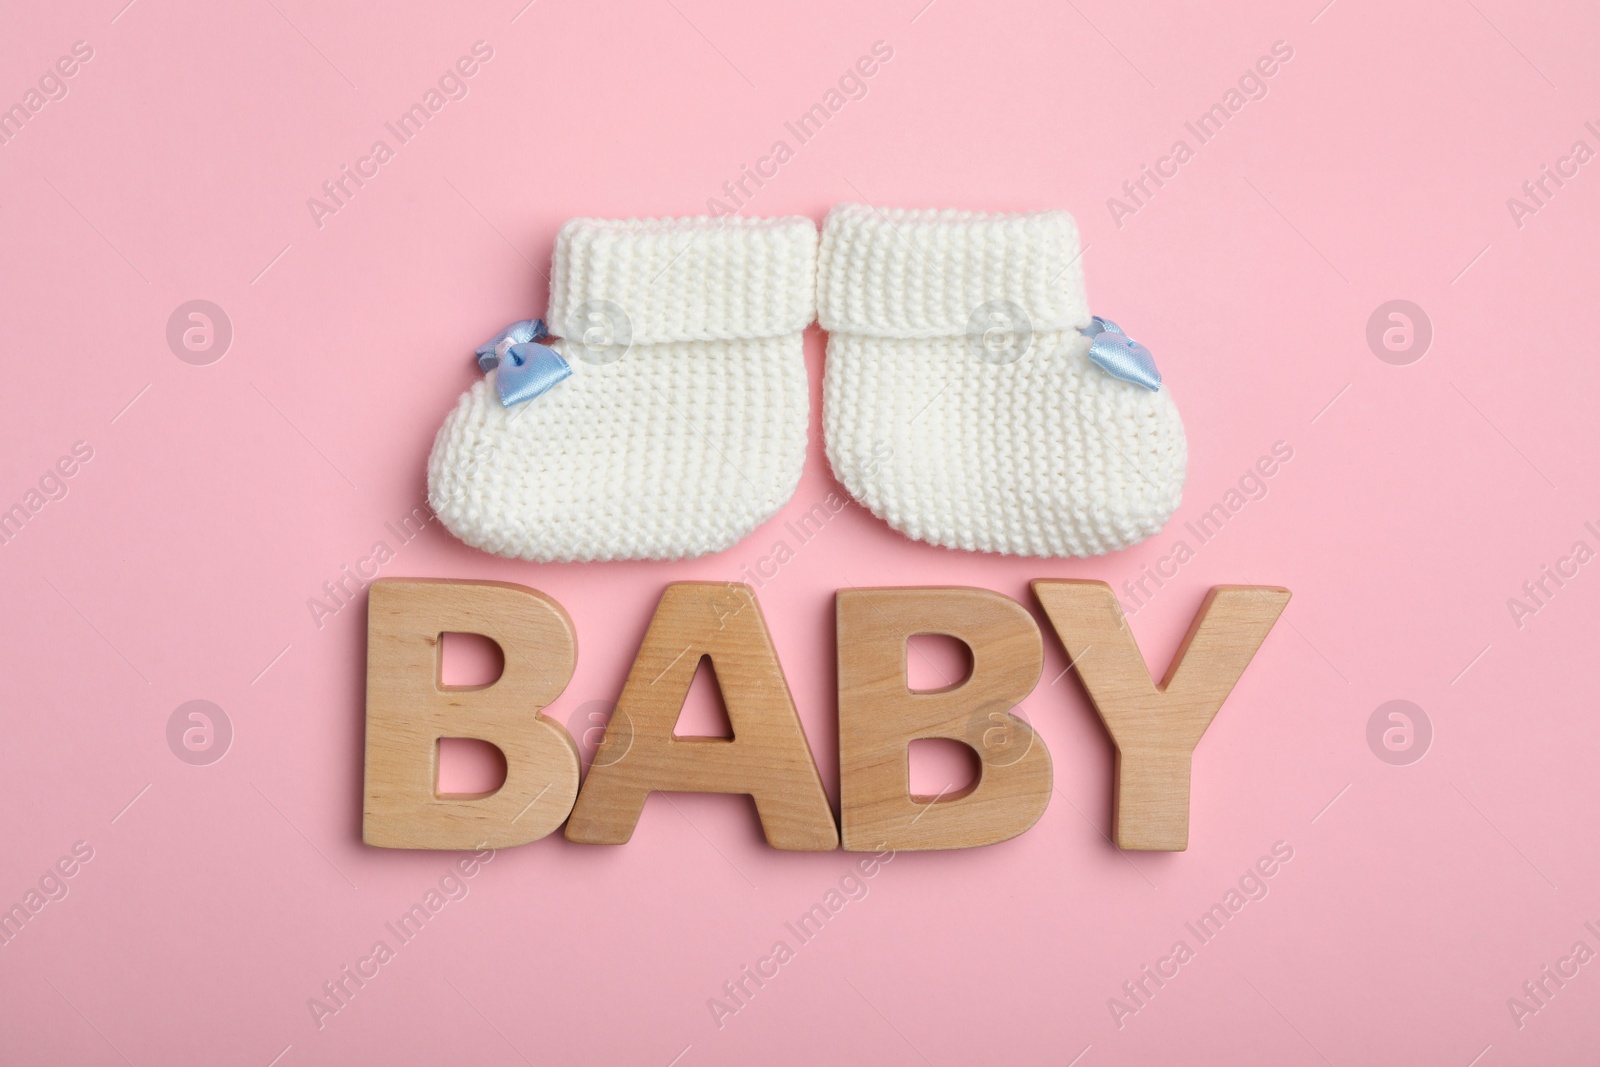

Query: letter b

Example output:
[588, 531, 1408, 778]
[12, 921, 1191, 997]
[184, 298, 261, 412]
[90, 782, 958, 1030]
[836, 587, 1052, 850]
[363, 579, 580, 849]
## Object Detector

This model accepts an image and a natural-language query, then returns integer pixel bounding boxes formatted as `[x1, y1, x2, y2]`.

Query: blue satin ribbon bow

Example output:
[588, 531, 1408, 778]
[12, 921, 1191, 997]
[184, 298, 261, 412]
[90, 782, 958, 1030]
[475, 319, 572, 408]
[1080, 316, 1162, 392]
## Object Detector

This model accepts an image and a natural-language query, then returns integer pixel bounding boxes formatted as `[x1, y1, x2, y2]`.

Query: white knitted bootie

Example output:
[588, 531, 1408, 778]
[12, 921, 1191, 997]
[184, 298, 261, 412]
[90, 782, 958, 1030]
[428, 216, 817, 562]
[819, 205, 1186, 557]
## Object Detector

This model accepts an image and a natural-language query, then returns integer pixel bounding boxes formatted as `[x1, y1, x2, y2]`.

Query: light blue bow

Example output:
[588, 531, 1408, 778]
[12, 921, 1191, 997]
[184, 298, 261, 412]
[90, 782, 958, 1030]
[1081, 316, 1162, 392]
[475, 319, 572, 408]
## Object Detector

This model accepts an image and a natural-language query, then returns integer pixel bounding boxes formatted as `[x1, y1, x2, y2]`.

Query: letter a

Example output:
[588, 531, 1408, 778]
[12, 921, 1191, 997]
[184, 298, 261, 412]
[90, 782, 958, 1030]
[566, 583, 838, 850]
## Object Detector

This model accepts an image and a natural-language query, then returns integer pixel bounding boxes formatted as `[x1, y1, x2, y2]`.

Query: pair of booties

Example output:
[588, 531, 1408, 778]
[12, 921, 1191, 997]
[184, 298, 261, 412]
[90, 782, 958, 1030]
[427, 206, 1187, 562]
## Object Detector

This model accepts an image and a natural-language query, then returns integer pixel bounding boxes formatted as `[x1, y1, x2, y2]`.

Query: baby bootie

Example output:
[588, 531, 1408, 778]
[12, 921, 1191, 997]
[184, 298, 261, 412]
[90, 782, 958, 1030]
[818, 205, 1186, 557]
[428, 215, 817, 562]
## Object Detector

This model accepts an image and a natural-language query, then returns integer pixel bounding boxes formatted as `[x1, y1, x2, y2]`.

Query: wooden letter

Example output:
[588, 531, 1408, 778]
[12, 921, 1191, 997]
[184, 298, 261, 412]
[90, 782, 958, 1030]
[837, 587, 1051, 851]
[1032, 581, 1291, 851]
[565, 583, 838, 850]
[364, 579, 580, 850]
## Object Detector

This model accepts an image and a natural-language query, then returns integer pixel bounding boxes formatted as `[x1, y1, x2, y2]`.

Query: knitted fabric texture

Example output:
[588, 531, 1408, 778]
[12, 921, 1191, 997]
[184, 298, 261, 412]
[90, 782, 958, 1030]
[428, 215, 816, 562]
[819, 204, 1187, 557]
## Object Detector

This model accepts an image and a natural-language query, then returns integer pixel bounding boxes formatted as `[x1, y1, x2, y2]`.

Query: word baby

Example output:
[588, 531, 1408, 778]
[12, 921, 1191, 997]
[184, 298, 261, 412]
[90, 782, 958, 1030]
[362, 579, 1289, 853]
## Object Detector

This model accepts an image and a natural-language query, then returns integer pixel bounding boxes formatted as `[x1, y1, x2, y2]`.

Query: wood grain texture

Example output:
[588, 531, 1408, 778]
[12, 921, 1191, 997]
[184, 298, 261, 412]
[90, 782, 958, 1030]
[564, 582, 838, 850]
[1032, 580, 1291, 852]
[837, 587, 1051, 852]
[363, 578, 580, 850]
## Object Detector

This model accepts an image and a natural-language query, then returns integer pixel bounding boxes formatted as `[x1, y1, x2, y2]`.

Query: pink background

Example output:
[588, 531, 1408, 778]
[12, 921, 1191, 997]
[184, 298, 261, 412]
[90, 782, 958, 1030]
[3, 0, 1597, 1063]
